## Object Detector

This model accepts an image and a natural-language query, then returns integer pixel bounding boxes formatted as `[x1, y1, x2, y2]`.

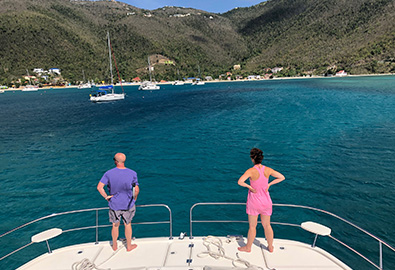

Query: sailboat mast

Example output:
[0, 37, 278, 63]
[26, 69, 34, 85]
[26, 69, 30, 84]
[148, 56, 153, 82]
[107, 32, 114, 88]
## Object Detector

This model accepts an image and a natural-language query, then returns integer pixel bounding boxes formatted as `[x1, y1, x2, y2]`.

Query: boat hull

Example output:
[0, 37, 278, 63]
[90, 93, 125, 102]
[139, 81, 160, 90]
[139, 86, 160, 90]
[172, 81, 185, 86]
[78, 83, 92, 89]
[192, 81, 205, 85]
[22, 86, 39, 91]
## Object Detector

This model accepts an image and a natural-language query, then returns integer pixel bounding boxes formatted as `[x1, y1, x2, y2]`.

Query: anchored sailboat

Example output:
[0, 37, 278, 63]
[139, 56, 160, 90]
[192, 65, 205, 85]
[90, 32, 125, 102]
[172, 69, 185, 85]
[78, 70, 91, 89]
[22, 69, 39, 91]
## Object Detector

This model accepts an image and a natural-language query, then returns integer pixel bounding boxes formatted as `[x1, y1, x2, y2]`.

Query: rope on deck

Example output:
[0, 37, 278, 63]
[197, 236, 263, 269]
[71, 240, 127, 270]
[71, 258, 110, 270]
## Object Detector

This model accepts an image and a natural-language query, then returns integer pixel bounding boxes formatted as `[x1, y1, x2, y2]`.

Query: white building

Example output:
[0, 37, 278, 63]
[271, 67, 283, 73]
[171, 13, 191, 18]
[336, 70, 347, 76]
[49, 68, 61, 75]
[33, 68, 44, 74]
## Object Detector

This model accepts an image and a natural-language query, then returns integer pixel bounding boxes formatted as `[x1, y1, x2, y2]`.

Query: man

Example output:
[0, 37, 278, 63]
[97, 153, 140, 251]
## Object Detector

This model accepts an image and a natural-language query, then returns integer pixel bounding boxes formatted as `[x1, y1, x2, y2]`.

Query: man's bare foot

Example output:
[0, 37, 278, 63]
[127, 244, 137, 252]
[268, 245, 274, 253]
[237, 246, 251, 252]
[112, 242, 118, 251]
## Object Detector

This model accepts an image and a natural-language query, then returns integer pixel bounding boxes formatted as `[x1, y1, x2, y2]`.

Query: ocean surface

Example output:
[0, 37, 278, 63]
[0, 76, 394, 269]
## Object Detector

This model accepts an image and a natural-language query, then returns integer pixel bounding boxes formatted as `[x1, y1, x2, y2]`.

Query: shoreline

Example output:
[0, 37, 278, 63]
[2, 73, 394, 92]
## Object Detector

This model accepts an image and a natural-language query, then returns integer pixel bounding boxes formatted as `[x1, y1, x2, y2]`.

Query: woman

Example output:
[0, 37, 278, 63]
[237, 148, 285, 253]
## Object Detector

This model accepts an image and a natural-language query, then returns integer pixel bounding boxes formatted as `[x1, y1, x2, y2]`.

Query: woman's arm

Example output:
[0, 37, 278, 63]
[238, 168, 256, 193]
[267, 169, 285, 191]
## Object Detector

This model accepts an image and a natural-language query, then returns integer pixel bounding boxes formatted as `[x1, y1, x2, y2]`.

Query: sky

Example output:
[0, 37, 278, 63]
[121, 0, 265, 14]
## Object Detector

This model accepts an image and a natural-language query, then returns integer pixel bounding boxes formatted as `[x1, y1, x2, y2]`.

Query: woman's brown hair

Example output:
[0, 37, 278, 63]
[250, 148, 264, 164]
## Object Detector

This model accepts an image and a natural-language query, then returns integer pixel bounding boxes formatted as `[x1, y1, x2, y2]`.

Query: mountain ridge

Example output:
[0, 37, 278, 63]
[0, 0, 394, 84]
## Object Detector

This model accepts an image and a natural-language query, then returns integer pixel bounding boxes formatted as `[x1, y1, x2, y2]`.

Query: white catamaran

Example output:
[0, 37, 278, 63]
[90, 32, 125, 102]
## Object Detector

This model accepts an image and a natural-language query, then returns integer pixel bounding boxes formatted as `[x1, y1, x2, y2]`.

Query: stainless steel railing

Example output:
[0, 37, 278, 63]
[189, 202, 395, 270]
[2, 202, 394, 269]
[0, 204, 172, 262]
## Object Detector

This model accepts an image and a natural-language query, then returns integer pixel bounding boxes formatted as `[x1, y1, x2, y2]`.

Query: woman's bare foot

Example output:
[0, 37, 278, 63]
[268, 245, 274, 253]
[112, 242, 118, 251]
[127, 244, 137, 252]
[237, 246, 251, 252]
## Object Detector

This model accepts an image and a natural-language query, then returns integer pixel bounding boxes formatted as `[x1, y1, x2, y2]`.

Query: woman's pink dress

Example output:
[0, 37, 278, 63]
[246, 165, 273, 216]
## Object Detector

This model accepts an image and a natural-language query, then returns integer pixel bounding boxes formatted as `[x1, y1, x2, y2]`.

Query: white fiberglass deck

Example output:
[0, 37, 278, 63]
[18, 236, 351, 270]
[3, 203, 393, 269]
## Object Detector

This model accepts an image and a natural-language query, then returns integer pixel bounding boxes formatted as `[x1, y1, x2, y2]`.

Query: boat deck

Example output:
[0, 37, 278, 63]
[4, 203, 392, 269]
[18, 236, 351, 270]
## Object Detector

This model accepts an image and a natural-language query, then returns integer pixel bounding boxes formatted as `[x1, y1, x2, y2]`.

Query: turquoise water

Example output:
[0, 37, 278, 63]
[0, 76, 394, 269]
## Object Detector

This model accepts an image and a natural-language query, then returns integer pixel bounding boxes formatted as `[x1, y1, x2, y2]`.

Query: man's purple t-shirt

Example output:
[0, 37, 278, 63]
[100, 167, 139, 211]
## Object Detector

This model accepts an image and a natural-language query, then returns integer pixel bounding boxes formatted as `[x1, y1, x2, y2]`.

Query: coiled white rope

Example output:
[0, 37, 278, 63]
[71, 258, 110, 270]
[197, 236, 263, 269]
[71, 241, 127, 270]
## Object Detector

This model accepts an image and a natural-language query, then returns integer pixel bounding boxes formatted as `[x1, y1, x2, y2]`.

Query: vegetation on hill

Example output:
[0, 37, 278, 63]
[224, 0, 395, 75]
[0, 0, 394, 85]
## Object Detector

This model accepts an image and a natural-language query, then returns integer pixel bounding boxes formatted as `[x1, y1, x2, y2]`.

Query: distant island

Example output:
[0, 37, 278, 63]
[0, 0, 394, 87]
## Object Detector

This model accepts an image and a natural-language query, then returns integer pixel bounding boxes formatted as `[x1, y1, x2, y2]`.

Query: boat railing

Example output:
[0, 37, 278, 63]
[189, 202, 395, 270]
[0, 204, 172, 263]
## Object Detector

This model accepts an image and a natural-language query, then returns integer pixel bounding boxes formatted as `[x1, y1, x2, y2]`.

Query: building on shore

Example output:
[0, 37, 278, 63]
[336, 70, 347, 76]
[271, 67, 283, 73]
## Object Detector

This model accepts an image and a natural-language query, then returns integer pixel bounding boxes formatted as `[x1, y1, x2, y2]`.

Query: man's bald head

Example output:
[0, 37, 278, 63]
[114, 153, 126, 164]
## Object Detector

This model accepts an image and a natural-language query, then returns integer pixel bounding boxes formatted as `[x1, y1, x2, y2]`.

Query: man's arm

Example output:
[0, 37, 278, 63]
[134, 185, 140, 201]
[97, 182, 113, 201]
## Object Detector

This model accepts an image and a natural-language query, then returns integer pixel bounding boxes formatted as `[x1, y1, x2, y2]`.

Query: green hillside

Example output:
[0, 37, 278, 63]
[0, 0, 394, 84]
[224, 0, 395, 75]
